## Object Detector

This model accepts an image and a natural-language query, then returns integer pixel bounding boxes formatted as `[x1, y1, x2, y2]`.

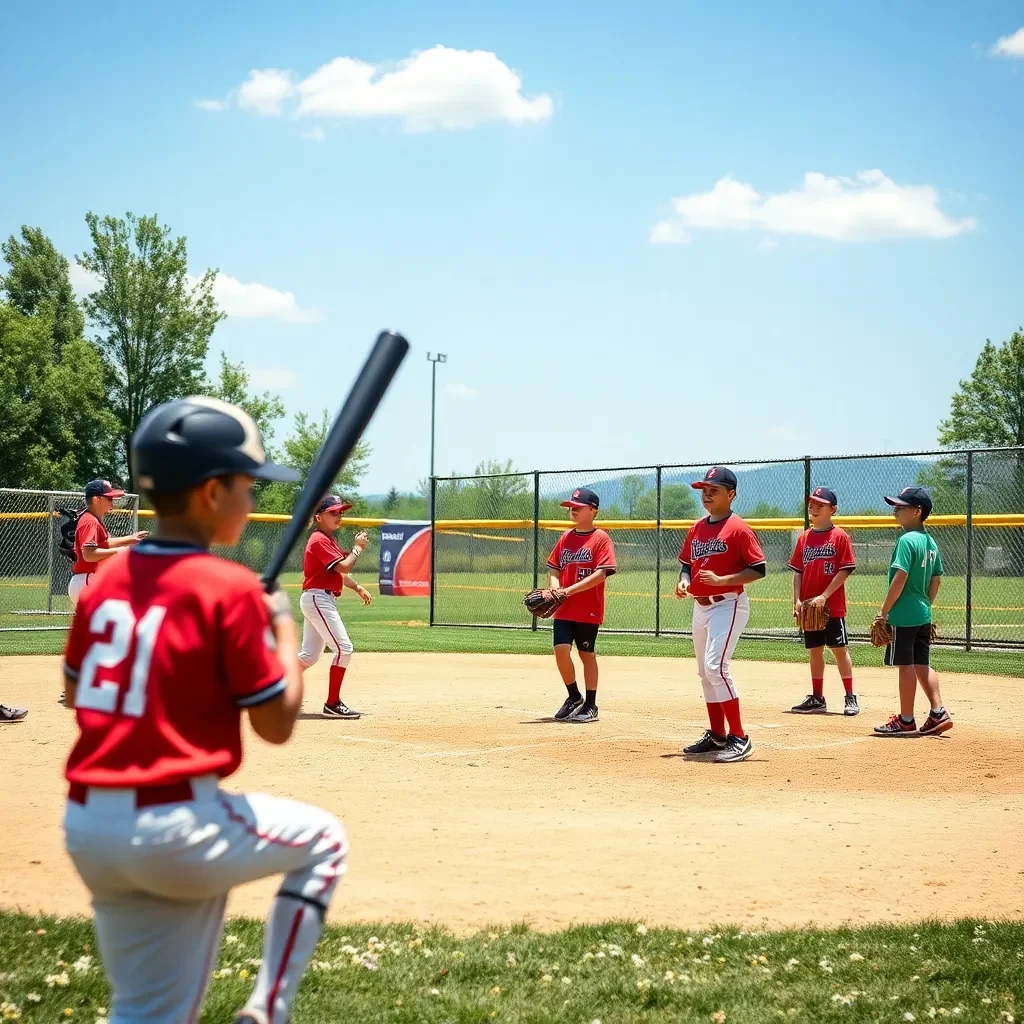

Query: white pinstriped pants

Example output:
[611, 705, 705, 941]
[691, 592, 750, 704]
[298, 590, 353, 669]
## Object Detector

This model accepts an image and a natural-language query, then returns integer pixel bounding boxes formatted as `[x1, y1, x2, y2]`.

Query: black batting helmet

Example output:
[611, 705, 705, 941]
[132, 396, 299, 493]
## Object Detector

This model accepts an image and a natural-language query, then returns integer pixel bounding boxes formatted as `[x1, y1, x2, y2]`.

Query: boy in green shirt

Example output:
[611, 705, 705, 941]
[872, 487, 953, 737]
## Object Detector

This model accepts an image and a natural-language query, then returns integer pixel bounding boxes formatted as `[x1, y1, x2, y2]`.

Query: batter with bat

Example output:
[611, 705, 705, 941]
[789, 486, 859, 716]
[60, 333, 409, 1024]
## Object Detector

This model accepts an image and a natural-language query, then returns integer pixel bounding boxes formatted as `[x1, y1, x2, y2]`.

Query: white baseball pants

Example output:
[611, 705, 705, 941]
[692, 592, 750, 704]
[68, 572, 93, 608]
[298, 590, 353, 669]
[63, 774, 347, 1024]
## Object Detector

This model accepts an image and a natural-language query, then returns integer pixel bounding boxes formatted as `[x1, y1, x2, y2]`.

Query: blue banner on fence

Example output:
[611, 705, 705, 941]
[378, 522, 432, 597]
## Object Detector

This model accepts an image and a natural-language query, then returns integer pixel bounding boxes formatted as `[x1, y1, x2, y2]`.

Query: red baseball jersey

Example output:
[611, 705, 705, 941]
[72, 512, 110, 575]
[678, 513, 766, 597]
[789, 526, 856, 618]
[63, 540, 286, 788]
[302, 530, 348, 593]
[546, 528, 616, 624]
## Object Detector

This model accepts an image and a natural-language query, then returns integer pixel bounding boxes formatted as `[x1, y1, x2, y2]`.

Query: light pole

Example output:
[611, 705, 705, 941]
[427, 352, 447, 483]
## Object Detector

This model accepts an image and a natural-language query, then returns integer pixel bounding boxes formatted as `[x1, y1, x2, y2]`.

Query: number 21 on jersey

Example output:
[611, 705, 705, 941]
[75, 600, 167, 717]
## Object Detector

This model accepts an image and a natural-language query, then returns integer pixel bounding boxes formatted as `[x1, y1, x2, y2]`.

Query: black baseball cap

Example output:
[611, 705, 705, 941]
[561, 487, 600, 510]
[808, 486, 838, 507]
[691, 466, 738, 491]
[316, 494, 353, 515]
[884, 486, 933, 515]
[84, 479, 125, 500]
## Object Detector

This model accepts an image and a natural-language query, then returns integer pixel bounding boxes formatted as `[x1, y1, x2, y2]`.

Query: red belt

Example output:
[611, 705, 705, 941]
[68, 780, 194, 809]
[694, 595, 727, 606]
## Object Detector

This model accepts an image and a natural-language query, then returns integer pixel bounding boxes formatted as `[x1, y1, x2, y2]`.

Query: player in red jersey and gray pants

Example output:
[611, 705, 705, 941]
[299, 495, 373, 720]
[68, 479, 146, 608]
[62, 396, 347, 1024]
[676, 467, 767, 763]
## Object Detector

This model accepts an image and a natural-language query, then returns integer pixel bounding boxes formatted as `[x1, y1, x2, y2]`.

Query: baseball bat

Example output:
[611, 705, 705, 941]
[260, 330, 410, 591]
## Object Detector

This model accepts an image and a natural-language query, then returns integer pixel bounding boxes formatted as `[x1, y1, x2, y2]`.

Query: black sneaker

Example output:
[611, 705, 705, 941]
[554, 695, 584, 721]
[323, 701, 361, 719]
[570, 704, 599, 723]
[716, 733, 753, 763]
[844, 694, 860, 717]
[0, 704, 28, 723]
[791, 694, 827, 713]
[919, 710, 953, 736]
[683, 730, 727, 755]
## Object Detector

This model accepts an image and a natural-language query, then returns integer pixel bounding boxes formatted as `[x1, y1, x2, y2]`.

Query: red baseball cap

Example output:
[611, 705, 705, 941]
[315, 494, 353, 515]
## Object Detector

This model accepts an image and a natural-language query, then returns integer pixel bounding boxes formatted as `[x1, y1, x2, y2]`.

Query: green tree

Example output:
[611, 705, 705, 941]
[939, 330, 1024, 448]
[0, 301, 119, 488]
[660, 484, 700, 520]
[748, 501, 787, 519]
[258, 410, 370, 513]
[619, 474, 648, 518]
[77, 211, 224, 484]
[206, 353, 285, 449]
[383, 487, 400, 515]
[1, 226, 85, 351]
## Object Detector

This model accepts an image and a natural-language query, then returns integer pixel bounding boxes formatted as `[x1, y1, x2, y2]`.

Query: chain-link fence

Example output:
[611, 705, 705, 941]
[0, 488, 140, 633]
[429, 448, 1024, 651]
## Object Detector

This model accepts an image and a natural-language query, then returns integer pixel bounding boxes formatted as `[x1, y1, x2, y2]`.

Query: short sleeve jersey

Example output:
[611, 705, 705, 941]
[73, 512, 110, 575]
[789, 526, 857, 618]
[63, 539, 286, 788]
[546, 528, 617, 625]
[302, 530, 349, 593]
[887, 530, 944, 627]
[678, 513, 766, 597]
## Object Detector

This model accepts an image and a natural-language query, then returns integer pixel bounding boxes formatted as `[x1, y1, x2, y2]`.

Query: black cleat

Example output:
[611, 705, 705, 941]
[715, 733, 753, 763]
[554, 695, 584, 721]
[683, 730, 727, 755]
[844, 694, 860, 717]
[323, 701, 361, 719]
[791, 694, 827, 713]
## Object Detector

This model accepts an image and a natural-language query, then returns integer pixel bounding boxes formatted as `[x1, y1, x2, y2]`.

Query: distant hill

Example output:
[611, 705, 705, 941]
[574, 455, 936, 517]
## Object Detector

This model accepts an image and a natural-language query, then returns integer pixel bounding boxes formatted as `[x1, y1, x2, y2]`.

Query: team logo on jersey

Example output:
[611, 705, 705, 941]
[691, 538, 728, 559]
[802, 542, 837, 564]
[559, 547, 593, 567]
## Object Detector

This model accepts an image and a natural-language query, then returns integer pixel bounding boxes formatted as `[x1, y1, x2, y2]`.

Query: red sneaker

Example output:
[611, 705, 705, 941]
[873, 713, 917, 736]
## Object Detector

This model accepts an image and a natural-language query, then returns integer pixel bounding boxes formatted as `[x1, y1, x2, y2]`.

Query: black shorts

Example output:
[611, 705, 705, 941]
[802, 616, 849, 650]
[884, 624, 931, 667]
[553, 619, 600, 653]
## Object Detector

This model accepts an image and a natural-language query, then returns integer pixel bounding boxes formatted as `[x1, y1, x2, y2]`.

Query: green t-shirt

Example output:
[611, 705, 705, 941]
[887, 530, 943, 627]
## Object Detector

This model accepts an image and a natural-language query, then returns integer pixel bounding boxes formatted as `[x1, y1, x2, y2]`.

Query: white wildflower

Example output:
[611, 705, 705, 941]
[631, 953, 646, 968]
[636, 924, 648, 936]
[25, 996, 41, 1004]
[72, 955, 93, 973]
[849, 952, 865, 962]
[904, 1014, 916, 1022]
[506, 952, 517, 967]
[429, 988, 440, 996]
[45, 972, 70, 987]
[224, 935, 239, 945]
[359, 952, 379, 971]
[540, 974, 553, 983]
[561, 977, 571, 985]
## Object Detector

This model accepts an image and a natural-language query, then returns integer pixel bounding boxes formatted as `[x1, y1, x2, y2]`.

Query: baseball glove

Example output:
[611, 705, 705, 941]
[524, 588, 566, 619]
[870, 617, 894, 648]
[798, 599, 829, 633]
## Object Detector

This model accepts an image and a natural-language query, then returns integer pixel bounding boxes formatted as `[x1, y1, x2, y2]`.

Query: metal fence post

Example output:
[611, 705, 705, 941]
[429, 476, 437, 627]
[46, 495, 55, 614]
[532, 471, 540, 632]
[655, 466, 663, 636]
[803, 457, 811, 530]
[965, 450, 973, 651]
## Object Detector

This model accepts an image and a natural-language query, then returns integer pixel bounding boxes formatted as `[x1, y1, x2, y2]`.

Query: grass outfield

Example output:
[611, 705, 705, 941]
[0, 913, 1020, 1023]
[3, 571, 1023, 676]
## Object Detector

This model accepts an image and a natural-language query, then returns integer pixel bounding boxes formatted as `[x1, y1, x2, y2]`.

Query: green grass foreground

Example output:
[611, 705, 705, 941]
[0, 914, 1021, 1023]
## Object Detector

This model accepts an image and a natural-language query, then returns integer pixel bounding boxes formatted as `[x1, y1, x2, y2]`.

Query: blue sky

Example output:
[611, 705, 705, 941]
[2, 1, 1022, 494]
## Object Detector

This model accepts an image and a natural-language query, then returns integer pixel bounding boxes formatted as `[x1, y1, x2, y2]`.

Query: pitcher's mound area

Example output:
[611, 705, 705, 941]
[3, 652, 1023, 932]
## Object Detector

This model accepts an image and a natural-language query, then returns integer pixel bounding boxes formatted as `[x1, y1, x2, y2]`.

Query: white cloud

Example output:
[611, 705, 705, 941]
[653, 170, 976, 244]
[755, 425, 806, 444]
[249, 367, 301, 391]
[447, 383, 478, 399]
[200, 273, 322, 322]
[302, 126, 326, 143]
[650, 221, 691, 245]
[758, 238, 779, 250]
[238, 68, 295, 115]
[194, 98, 228, 111]
[210, 45, 552, 131]
[991, 27, 1024, 57]
[69, 262, 102, 295]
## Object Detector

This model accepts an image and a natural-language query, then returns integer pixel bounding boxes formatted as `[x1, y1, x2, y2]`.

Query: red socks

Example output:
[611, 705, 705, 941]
[328, 666, 347, 705]
[706, 701, 726, 736]
[842, 677, 854, 695]
[812, 677, 824, 698]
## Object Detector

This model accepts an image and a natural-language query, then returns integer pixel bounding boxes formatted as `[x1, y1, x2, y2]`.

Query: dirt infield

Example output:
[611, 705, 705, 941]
[2, 652, 1023, 932]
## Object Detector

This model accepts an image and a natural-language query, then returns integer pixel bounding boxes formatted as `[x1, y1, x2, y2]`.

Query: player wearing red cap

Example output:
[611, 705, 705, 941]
[61, 396, 347, 1024]
[67, 479, 147, 609]
[298, 495, 372, 719]
[676, 467, 766, 763]
[547, 487, 617, 723]
[789, 486, 859, 716]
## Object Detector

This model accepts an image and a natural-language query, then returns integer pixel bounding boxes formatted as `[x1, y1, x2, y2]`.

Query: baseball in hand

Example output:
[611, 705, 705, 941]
[675, 580, 690, 599]
[354, 531, 369, 550]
